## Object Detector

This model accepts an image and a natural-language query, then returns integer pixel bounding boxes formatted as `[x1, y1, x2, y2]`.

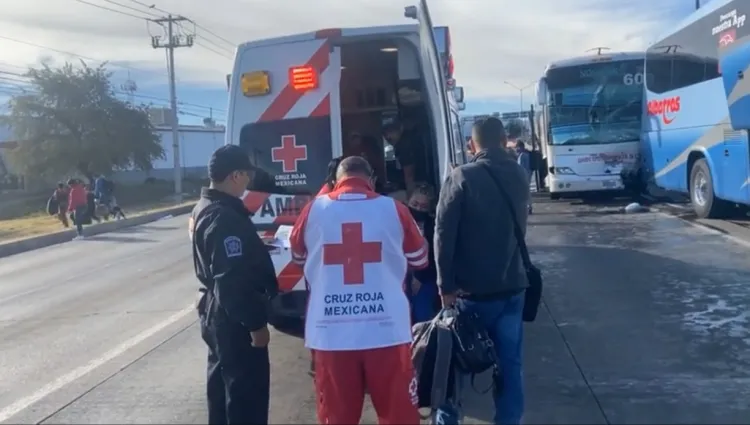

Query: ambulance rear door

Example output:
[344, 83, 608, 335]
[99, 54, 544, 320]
[226, 36, 343, 231]
[407, 0, 453, 182]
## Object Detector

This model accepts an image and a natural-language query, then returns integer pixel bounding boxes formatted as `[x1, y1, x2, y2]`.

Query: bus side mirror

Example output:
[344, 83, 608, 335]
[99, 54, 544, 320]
[535, 78, 547, 106]
[457, 101, 466, 111]
[454, 86, 464, 103]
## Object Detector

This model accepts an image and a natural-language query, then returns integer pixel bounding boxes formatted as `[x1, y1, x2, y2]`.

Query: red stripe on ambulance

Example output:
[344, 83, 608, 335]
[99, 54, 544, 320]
[310, 94, 331, 117]
[257, 42, 331, 122]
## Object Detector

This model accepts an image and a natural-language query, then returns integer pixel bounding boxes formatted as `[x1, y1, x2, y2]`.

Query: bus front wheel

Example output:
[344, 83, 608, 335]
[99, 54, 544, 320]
[689, 159, 727, 219]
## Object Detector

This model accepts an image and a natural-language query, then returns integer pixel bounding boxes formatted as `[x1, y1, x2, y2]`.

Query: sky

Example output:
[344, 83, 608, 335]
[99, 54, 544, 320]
[0, 0, 705, 124]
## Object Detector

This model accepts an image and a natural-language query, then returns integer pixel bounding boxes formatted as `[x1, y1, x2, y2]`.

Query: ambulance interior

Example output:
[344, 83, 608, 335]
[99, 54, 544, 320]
[336, 36, 438, 198]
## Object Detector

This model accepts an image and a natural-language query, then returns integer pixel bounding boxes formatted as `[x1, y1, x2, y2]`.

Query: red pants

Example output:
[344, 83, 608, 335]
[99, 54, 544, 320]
[313, 343, 420, 424]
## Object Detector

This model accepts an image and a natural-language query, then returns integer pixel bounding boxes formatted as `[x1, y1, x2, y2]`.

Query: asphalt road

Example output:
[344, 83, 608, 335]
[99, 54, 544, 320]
[1, 199, 749, 424]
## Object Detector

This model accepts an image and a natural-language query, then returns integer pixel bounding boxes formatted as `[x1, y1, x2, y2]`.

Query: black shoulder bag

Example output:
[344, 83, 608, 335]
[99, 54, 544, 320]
[481, 165, 544, 322]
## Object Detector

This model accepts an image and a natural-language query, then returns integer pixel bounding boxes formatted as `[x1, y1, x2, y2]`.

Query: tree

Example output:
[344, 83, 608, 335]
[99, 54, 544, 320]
[1, 62, 164, 182]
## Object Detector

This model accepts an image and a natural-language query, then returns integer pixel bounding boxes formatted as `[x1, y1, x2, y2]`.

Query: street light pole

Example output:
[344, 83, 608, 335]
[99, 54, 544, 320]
[504, 80, 535, 112]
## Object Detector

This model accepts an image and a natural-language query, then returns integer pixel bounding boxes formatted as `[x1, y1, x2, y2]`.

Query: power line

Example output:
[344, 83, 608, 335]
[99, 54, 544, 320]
[101, 0, 162, 18]
[191, 21, 237, 47]
[73, 0, 152, 20]
[0, 34, 168, 79]
[127, 0, 171, 15]
[2, 69, 224, 113]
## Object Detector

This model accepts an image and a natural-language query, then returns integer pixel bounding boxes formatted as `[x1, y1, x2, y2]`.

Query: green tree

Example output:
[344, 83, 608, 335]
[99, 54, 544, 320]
[2, 62, 164, 182]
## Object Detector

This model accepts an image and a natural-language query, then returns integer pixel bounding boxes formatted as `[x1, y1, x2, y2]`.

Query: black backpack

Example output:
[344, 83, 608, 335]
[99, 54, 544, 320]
[46, 195, 58, 216]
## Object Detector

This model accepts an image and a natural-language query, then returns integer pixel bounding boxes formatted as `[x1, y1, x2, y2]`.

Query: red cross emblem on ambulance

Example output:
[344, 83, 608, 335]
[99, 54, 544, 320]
[272, 135, 308, 173]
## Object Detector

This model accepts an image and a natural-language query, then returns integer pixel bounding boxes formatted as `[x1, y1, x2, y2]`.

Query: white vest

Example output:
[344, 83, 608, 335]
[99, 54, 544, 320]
[295, 191, 426, 351]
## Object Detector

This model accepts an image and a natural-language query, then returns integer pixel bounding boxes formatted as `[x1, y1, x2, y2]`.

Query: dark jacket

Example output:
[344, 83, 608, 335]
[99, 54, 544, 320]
[434, 147, 529, 297]
[191, 188, 279, 331]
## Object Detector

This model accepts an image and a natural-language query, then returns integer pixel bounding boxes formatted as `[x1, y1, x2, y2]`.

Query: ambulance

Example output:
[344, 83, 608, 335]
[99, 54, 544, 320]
[224, 0, 467, 321]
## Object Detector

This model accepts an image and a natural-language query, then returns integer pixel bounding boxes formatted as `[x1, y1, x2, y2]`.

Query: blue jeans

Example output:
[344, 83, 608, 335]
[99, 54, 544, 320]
[434, 293, 525, 425]
[410, 277, 439, 323]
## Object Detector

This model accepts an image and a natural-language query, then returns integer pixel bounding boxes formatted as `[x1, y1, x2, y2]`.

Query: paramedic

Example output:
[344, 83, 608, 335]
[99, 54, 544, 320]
[290, 156, 426, 425]
[191, 145, 279, 425]
[434, 117, 529, 425]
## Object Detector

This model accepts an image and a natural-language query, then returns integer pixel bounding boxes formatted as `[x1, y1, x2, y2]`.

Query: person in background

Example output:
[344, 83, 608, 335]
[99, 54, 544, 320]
[434, 117, 529, 425]
[53, 182, 69, 228]
[316, 156, 344, 196]
[85, 184, 102, 223]
[190, 145, 279, 424]
[67, 179, 88, 240]
[516, 141, 533, 215]
[383, 116, 426, 197]
[407, 183, 439, 323]
[290, 156, 426, 425]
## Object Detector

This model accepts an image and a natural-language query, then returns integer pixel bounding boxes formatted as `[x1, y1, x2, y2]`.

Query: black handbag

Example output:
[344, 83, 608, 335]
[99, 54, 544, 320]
[444, 307, 498, 394]
[481, 164, 544, 322]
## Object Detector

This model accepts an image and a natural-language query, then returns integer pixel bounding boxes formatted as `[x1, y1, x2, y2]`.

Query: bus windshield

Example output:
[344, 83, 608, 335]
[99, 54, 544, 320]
[545, 59, 645, 146]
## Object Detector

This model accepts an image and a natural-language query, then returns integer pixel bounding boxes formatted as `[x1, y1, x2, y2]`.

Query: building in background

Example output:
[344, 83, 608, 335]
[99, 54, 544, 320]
[111, 124, 225, 184]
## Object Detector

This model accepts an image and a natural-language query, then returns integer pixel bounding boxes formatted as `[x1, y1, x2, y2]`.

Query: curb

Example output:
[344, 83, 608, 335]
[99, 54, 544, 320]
[0, 203, 196, 259]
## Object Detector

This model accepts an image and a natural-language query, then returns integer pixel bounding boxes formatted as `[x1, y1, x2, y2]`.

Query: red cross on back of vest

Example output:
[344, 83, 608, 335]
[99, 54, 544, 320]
[323, 222, 382, 285]
[272, 134, 308, 173]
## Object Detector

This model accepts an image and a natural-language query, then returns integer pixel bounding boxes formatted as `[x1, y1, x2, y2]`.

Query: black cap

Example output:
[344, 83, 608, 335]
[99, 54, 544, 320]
[208, 145, 252, 182]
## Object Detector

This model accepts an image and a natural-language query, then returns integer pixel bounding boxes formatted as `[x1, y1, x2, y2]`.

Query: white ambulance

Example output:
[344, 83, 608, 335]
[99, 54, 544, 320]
[224, 0, 466, 321]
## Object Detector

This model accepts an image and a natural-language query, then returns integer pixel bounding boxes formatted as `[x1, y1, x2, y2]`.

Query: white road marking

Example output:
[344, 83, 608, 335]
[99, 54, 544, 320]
[0, 305, 195, 423]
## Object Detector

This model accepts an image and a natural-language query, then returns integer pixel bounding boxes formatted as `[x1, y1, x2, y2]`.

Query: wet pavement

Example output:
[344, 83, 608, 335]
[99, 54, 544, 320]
[0, 198, 749, 424]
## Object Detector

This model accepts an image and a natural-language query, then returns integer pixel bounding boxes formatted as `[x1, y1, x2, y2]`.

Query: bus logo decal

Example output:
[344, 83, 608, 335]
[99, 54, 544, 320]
[272, 135, 308, 173]
[719, 28, 736, 47]
[647, 96, 681, 125]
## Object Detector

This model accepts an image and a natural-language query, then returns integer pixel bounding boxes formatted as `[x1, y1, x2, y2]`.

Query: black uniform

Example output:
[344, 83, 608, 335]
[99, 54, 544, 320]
[191, 188, 279, 424]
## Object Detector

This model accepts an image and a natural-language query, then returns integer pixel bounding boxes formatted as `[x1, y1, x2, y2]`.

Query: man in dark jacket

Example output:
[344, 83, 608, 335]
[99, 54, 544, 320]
[190, 145, 279, 424]
[434, 117, 529, 425]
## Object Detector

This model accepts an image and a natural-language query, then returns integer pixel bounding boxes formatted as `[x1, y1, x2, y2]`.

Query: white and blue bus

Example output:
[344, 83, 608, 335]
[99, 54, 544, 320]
[535, 50, 645, 199]
[642, 0, 749, 218]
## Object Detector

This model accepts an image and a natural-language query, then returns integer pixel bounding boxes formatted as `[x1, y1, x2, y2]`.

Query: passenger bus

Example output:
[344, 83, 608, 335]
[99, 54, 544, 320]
[642, 0, 749, 218]
[535, 50, 645, 199]
[222, 1, 467, 320]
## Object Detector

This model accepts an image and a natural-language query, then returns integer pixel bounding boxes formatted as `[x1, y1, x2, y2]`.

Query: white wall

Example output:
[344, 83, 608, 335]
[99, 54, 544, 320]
[153, 127, 225, 170]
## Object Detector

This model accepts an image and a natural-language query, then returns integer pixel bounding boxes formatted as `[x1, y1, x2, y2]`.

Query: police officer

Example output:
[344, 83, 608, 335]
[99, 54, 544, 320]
[191, 145, 279, 424]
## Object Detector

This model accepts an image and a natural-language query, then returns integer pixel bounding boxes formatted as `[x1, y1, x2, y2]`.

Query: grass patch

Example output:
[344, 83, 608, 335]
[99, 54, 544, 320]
[0, 180, 202, 243]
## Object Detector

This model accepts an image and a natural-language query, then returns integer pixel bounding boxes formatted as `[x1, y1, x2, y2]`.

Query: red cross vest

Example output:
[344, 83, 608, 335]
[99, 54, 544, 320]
[290, 177, 428, 351]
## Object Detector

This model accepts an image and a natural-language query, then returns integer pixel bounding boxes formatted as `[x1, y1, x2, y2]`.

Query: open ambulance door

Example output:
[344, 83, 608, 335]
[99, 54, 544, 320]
[406, 0, 454, 183]
[234, 38, 343, 231]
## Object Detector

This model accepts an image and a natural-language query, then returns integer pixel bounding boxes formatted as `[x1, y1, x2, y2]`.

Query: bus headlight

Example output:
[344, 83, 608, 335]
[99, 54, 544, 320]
[554, 167, 575, 175]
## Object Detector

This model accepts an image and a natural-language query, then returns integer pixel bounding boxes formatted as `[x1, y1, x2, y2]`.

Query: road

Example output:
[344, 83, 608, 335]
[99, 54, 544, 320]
[1, 200, 750, 424]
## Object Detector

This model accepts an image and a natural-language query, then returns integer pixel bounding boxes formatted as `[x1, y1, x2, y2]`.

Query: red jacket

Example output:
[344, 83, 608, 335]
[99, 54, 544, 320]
[67, 184, 87, 212]
[316, 183, 332, 196]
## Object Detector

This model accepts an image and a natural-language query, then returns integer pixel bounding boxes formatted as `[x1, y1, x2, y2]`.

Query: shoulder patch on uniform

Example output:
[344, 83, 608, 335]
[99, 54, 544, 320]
[223, 236, 243, 258]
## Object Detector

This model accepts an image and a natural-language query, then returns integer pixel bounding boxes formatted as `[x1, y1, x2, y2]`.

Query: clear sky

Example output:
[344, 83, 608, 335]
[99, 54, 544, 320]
[0, 0, 707, 124]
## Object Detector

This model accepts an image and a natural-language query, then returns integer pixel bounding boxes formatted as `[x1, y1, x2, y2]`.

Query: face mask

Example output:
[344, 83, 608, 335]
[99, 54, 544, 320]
[409, 208, 430, 223]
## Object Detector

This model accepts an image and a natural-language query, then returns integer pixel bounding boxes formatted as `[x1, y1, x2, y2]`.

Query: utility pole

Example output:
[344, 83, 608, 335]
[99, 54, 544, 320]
[149, 15, 194, 202]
